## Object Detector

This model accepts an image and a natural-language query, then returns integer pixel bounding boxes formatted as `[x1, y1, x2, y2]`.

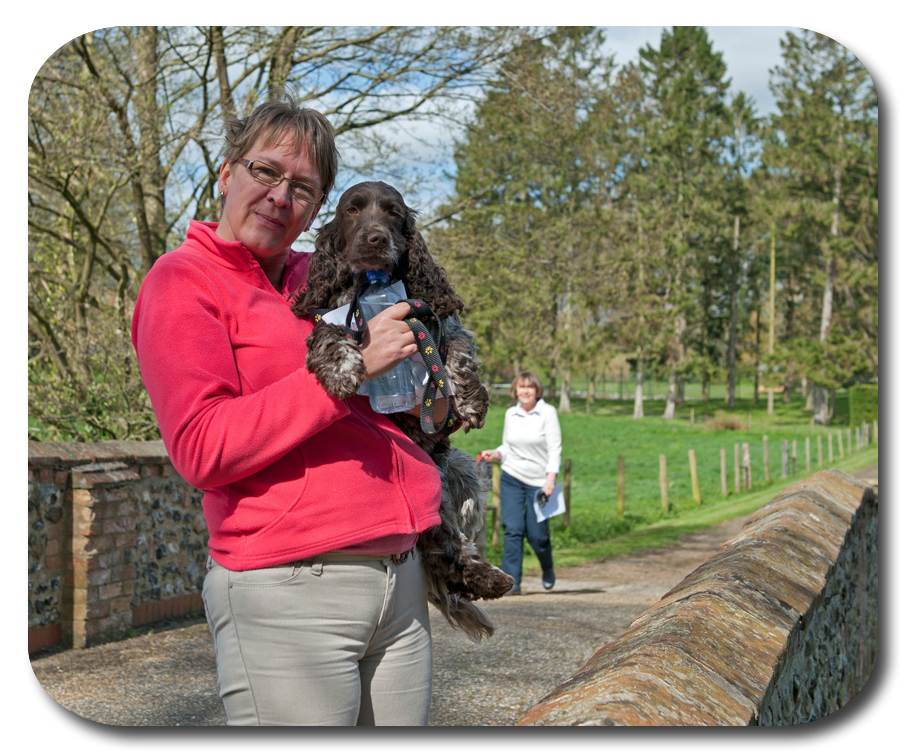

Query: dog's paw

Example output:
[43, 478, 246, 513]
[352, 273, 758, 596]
[451, 386, 489, 432]
[305, 325, 366, 399]
[453, 560, 515, 601]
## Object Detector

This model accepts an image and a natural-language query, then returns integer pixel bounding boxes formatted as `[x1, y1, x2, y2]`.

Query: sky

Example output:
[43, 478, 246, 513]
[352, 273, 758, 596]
[606, 26, 793, 116]
[21, 24, 804, 244]
[357, 25, 802, 219]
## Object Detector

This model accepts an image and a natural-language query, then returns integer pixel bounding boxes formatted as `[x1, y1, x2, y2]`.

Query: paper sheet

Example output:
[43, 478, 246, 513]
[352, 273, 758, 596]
[533, 483, 566, 522]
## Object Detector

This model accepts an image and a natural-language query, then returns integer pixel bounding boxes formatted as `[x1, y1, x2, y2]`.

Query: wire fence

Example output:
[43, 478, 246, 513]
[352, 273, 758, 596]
[484, 419, 877, 540]
[490, 376, 799, 403]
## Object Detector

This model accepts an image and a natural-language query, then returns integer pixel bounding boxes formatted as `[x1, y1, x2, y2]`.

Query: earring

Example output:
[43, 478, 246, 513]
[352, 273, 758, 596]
[219, 190, 226, 197]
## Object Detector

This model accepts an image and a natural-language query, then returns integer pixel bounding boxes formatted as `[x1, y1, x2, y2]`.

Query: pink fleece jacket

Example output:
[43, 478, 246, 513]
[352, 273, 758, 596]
[131, 221, 441, 570]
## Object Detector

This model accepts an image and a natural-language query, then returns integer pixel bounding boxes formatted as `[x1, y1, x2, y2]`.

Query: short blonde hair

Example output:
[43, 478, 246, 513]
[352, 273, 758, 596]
[221, 91, 339, 207]
[510, 371, 543, 400]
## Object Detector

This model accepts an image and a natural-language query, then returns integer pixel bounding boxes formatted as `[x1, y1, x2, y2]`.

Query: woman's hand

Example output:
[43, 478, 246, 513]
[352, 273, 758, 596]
[479, 449, 502, 462]
[542, 473, 557, 497]
[359, 302, 418, 380]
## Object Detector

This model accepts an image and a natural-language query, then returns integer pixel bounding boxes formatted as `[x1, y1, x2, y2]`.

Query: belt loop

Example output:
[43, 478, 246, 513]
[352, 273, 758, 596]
[310, 557, 324, 576]
[390, 547, 414, 565]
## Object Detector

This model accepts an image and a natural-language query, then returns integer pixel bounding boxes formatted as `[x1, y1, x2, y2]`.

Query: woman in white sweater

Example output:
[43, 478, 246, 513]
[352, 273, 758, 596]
[480, 371, 561, 594]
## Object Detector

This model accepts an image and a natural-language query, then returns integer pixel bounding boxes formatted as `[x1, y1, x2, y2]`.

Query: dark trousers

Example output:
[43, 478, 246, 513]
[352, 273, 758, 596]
[499, 470, 553, 588]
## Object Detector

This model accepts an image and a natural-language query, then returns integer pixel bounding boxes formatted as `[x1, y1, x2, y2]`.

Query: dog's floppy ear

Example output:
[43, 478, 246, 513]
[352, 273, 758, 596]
[291, 214, 354, 318]
[398, 210, 463, 320]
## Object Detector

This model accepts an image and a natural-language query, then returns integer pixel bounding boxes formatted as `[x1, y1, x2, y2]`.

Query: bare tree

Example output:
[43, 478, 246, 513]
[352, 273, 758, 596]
[28, 25, 528, 440]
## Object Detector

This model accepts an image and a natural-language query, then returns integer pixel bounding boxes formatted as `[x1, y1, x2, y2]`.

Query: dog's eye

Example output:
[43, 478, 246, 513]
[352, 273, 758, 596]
[346, 205, 359, 215]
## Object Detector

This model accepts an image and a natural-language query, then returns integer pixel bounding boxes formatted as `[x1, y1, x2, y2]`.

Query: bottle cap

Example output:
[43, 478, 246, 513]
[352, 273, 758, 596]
[365, 270, 390, 283]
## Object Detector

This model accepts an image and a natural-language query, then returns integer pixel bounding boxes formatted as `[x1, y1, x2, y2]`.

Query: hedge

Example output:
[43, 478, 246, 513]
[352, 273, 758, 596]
[849, 384, 878, 427]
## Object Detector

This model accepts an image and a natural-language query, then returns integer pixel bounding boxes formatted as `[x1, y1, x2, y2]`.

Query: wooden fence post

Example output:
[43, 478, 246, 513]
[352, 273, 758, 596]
[827, 433, 833, 464]
[847, 427, 852, 455]
[734, 443, 741, 493]
[805, 437, 811, 474]
[763, 435, 770, 481]
[791, 438, 797, 476]
[720, 448, 728, 497]
[817, 436, 823, 469]
[742, 443, 752, 490]
[490, 462, 501, 547]
[688, 449, 701, 504]
[838, 430, 844, 459]
[659, 454, 669, 513]
[781, 439, 789, 479]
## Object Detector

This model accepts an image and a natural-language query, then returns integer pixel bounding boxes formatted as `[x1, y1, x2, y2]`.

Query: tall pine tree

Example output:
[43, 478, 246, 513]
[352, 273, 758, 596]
[635, 26, 731, 418]
[765, 30, 878, 423]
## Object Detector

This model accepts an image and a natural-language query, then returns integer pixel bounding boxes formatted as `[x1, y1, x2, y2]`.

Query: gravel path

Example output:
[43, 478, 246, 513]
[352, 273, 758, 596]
[30, 465, 877, 727]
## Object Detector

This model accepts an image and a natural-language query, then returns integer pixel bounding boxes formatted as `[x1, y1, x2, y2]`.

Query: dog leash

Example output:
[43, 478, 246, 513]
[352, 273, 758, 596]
[317, 284, 458, 437]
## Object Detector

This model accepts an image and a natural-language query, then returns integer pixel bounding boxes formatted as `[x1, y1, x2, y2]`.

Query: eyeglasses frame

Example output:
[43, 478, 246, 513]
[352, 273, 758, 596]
[236, 158, 325, 206]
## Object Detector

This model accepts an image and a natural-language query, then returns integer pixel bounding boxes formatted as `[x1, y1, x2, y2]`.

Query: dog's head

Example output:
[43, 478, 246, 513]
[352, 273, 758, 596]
[332, 181, 414, 276]
[294, 181, 463, 319]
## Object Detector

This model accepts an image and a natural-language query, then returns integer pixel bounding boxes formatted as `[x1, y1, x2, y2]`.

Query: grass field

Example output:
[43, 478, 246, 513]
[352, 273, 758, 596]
[450, 393, 878, 572]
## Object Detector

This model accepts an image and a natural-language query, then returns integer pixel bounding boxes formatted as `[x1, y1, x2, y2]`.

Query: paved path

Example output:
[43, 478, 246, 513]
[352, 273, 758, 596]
[30, 466, 877, 726]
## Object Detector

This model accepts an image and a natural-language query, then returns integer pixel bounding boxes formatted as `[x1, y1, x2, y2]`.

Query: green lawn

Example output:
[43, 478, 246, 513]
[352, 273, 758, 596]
[451, 393, 878, 572]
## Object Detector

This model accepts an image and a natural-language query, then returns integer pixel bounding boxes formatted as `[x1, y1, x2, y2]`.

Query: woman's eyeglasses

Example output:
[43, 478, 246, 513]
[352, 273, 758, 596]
[237, 159, 324, 205]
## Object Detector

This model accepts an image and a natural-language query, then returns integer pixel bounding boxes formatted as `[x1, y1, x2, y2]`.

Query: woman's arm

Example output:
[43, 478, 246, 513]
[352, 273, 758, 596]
[132, 256, 350, 489]
[543, 406, 563, 489]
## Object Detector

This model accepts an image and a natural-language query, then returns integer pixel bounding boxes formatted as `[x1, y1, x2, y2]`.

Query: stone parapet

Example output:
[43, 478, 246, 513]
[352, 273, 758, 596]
[516, 469, 878, 726]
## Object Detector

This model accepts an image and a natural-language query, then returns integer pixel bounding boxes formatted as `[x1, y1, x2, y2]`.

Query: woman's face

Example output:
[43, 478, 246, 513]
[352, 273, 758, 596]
[216, 130, 323, 271]
[515, 380, 538, 408]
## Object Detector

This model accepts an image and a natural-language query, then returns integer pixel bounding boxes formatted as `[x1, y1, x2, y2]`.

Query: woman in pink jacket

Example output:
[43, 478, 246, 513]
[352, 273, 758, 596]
[132, 95, 442, 726]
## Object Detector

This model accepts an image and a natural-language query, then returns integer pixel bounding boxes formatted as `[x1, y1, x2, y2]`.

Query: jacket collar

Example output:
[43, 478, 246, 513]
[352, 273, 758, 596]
[186, 220, 309, 296]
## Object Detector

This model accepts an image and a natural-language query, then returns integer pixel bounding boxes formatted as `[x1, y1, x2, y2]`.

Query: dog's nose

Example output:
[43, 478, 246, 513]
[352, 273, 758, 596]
[366, 230, 388, 247]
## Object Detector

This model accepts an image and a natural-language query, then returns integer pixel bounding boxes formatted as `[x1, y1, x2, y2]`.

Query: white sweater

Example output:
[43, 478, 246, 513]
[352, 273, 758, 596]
[496, 398, 562, 487]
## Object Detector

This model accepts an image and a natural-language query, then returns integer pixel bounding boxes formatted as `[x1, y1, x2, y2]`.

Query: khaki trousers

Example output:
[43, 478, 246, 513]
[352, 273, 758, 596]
[202, 551, 432, 725]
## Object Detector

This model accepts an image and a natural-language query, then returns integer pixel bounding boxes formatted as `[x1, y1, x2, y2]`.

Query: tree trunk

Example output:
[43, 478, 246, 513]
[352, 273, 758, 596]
[559, 370, 571, 413]
[753, 304, 760, 403]
[813, 384, 829, 424]
[662, 370, 677, 420]
[813, 150, 841, 425]
[727, 214, 740, 408]
[267, 27, 304, 93]
[663, 315, 685, 420]
[212, 26, 237, 122]
[132, 26, 167, 273]
[633, 351, 644, 419]
[767, 221, 776, 417]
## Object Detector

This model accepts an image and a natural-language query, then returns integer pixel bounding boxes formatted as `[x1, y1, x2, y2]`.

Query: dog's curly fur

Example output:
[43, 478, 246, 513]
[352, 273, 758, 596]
[292, 181, 514, 641]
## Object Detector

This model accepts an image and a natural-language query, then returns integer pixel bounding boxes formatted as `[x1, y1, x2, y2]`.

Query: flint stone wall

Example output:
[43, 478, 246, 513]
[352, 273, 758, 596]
[28, 441, 206, 650]
[517, 469, 878, 726]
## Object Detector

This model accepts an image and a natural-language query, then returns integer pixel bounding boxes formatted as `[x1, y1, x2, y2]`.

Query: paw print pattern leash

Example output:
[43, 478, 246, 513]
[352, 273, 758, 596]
[342, 287, 458, 437]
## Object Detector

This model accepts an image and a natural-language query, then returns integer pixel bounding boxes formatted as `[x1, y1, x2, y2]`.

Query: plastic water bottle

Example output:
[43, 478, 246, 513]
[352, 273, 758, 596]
[359, 270, 416, 414]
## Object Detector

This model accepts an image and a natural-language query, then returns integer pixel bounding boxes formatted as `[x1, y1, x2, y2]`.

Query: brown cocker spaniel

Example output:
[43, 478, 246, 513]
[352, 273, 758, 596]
[292, 181, 514, 641]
